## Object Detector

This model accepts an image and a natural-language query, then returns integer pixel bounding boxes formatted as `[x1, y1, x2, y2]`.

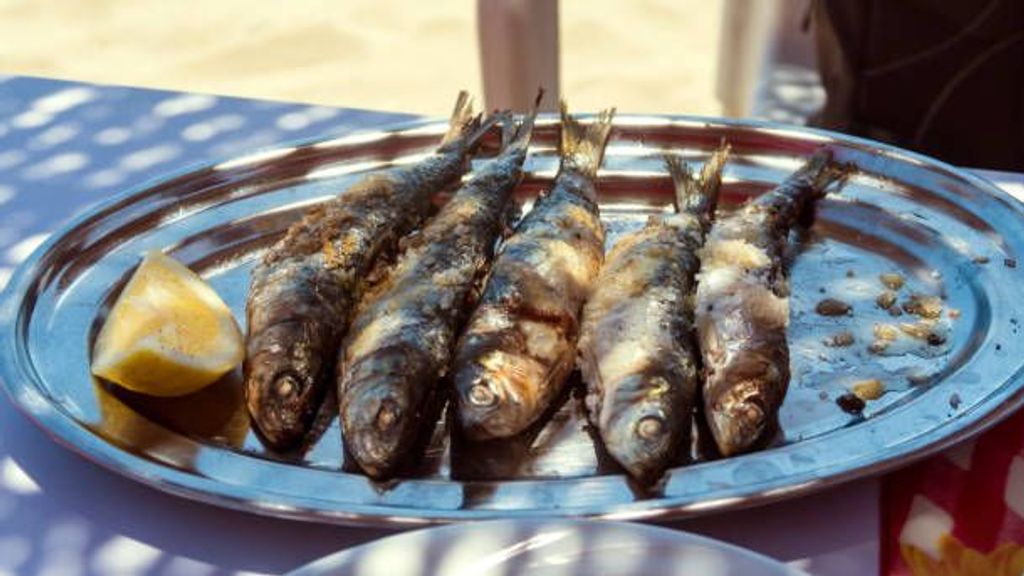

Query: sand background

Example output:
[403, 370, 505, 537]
[0, 0, 724, 116]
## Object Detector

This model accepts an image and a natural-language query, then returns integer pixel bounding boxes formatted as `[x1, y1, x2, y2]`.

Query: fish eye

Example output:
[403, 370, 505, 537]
[467, 383, 497, 407]
[636, 415, 665, 440]
[375, 398, 401, 431]
[273, 372, 301, 398]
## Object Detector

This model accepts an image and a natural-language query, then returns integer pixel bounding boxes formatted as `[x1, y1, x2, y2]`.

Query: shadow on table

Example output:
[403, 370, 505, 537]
[0, 76, 411, 289]
[668, 482, 879, 576]
[0, 76, 418, 576]
[0, 385, 878, 575]
[0, 394, 394, 575]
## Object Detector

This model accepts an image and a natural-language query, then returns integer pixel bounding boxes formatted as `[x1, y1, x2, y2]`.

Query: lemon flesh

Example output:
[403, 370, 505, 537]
[91, 250, 244, 397]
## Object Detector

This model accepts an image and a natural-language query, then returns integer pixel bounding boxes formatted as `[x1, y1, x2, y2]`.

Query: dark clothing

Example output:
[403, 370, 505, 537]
[811, 0, 1024, 170]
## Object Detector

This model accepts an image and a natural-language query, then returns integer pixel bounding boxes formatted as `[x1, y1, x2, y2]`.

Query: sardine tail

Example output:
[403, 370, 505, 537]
[438, 91, 504, 155]
[504, 88, 544, 154]
[699, 141, 731, 207]
[439, 90, 478, 149]
[559, 101, 616, 177]
[664, 154, 697, 214]
[665, 141, 729, 223]
[798, 148, 852, 197]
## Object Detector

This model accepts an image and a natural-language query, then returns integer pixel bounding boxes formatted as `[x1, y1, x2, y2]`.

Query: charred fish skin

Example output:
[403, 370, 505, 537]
[245, 91, 494, 451]
[579, 146, 729, 484]
[454, 103, 616, 441]
[696, 150, 847, 456]
[338, 104, 539, 479]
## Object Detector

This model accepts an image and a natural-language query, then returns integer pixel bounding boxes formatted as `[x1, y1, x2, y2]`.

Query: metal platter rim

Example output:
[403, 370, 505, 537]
[2, 113, 1022, 526]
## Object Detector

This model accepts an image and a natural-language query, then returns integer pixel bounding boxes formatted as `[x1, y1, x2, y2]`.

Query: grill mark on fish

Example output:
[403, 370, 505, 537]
[578, 144, 729, 484]
[244, 91, 497, 451]
[453, 102, 615, 441]
[336, 99, 541, 479]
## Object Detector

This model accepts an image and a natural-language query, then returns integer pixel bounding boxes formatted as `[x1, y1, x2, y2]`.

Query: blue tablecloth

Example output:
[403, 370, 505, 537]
[0, 75, 411, 287]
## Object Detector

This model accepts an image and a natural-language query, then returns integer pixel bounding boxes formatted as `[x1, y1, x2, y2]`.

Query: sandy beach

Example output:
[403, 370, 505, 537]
[0, 0, 723, 116]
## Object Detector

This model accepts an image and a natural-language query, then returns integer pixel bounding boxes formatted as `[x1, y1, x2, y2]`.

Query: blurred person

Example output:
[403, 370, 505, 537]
[810, 0, 1023, 171]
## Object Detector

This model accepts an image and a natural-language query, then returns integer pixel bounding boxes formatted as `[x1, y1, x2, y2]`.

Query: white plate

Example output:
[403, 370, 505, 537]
[288, 519, 806, 576]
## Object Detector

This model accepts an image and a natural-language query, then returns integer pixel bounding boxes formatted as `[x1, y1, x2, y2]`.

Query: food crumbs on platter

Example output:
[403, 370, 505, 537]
[1005, 258, 1017, 268]
[899, 320, 944, 344]
[868, 323, 901, 354]
[851, 379, 885, 401]
[825, 331, 855, 347]
[818, 390, 829, 401]
[846, 269, 855, 278]
[947, 308, 961, 319]
[836, 393, 866, 414]
[973, 255, 990, 264]
[902, 293, 943, 319]
[876, 290, 898, 310]
[874, 324, 900, 342]
[906, 372, 931, 386]
[815, 298, 852, 317]
[949, 393, 962, 410]
[880, 272, 905, 290]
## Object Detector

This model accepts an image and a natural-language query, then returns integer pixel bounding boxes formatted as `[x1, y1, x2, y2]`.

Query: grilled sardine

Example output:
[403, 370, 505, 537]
[337, 102, 540, 479]
[453, 103, 616, 441]
[579, 145, 729, 483]
[696, 150, 847, 456]
[245, 92, 494, 450]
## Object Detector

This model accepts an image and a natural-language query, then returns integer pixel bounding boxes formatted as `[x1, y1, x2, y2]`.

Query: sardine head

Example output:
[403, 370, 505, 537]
[454, 348, 546, 441]
[342, 390, 410, 478]
[601, 374, 685, 484]
[708, 391, 768, 457]
[244, 351, 322, 451]
[339, 345, 433, 479]
[706, 361, 785, 456]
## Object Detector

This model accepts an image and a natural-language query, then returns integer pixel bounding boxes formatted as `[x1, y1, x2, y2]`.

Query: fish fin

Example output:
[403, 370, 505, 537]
[665, 141, 730, 224]
[438, 91, 503, 154]
[504, 88, 544, 154]
[663, 154, 695, 215]
[559, 101, 616, 177]
[438, 90, 478, 150]
[695, 141, 730, 219]
[498, 111, 517, 152]
[796, 148, 854, 197]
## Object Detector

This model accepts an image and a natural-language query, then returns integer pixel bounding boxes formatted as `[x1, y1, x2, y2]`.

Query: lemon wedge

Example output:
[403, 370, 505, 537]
[91, 250, 244, 397]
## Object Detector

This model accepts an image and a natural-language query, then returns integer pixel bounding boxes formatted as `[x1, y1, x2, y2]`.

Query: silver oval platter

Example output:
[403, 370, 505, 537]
[3, 115, 1023, 525]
